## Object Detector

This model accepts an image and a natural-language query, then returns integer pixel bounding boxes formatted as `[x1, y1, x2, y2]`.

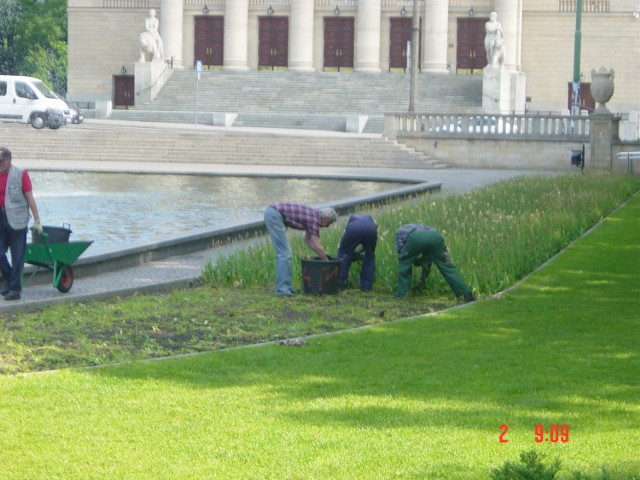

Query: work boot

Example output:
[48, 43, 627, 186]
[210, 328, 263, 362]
[4, 291, 21, 301]
[463, 292, 476, 303]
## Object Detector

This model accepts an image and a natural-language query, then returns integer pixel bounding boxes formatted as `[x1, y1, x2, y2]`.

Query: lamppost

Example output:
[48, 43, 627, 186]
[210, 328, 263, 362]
[408, 0, 419, 112]
[571, 0, 583, 118]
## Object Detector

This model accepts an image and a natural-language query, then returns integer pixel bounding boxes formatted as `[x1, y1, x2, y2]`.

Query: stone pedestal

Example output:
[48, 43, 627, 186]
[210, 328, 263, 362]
[135, 61, 169, 104]
[213, 112, 237, 127]
[509, 71, 527, 114]
[590, 113, 619, 171]
[346, 115, 368, 133]
[95, 100, 112, 118]
[483, 67, 527, 114]
[482, 66, 511, 113]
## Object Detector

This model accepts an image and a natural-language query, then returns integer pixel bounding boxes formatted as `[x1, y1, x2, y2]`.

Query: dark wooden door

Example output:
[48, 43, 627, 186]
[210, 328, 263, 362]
[113, 75, 134, 108]
[456, 18, 486, 74]
[389, 17, 421, 72]
[194, 16, 224, 68]
[259, 17, 289, 70]
[389, 18, 411, 71]
[324, 17, 354, 71]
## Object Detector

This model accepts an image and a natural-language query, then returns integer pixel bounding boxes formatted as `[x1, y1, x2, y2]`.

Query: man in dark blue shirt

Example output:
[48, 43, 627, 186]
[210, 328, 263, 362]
[337, 214, 377, 291]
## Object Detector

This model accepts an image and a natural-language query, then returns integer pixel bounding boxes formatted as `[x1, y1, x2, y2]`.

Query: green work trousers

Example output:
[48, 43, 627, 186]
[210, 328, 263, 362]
[396, 229, 471, 298]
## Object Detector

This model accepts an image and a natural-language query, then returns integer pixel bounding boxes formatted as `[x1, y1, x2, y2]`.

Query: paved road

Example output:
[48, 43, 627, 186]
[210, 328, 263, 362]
[3, 124, 548, 313]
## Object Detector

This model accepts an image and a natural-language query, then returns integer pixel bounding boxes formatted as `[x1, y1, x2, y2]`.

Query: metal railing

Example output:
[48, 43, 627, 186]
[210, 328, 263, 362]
[385, 112, 591, 141]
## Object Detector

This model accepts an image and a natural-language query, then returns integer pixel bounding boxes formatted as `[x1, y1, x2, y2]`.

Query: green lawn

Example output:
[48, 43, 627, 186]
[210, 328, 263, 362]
[0, 191, 638, 478]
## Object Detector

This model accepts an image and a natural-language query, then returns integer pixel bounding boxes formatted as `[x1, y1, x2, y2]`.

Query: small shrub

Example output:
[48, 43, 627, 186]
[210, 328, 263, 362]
[491, 450, 561, 480]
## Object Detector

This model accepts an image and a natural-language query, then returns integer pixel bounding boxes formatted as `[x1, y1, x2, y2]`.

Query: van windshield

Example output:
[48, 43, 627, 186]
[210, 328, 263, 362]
[32, 80, 58, 99]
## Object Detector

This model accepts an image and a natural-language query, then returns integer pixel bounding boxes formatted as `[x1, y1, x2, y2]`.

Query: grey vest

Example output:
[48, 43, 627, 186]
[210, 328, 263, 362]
[5, 166, 30, 230]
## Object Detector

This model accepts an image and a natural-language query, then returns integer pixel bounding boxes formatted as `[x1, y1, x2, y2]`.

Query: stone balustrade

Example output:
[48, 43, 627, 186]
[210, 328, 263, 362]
[384, 112, 591, 141]
[384, 111, 638, 173]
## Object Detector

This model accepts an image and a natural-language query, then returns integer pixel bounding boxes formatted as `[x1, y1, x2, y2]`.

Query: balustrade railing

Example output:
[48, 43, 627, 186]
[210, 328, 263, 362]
[385, 112, 591, 141]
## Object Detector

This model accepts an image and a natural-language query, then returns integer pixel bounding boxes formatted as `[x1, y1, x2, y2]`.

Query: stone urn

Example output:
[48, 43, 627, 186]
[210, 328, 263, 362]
[590, 66, 615, 113]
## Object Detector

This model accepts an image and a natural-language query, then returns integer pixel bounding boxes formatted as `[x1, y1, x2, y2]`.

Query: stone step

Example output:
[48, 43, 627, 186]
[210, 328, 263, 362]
[1, 122, 450, 169]
[111, 70, 483, 132]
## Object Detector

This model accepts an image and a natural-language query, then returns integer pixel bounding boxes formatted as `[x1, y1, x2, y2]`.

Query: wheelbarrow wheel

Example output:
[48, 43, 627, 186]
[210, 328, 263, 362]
[56, 266, 74, 293]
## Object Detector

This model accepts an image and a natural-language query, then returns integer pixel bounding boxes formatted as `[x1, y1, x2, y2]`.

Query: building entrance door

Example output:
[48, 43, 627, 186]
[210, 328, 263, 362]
[113, 75, 134, 108]
[389, 17, 421, 72]
[259, 17, 289, 70]
[194, 16, 224, 69]
[456, 18, 486, 74]
[323, 17, 354, 71]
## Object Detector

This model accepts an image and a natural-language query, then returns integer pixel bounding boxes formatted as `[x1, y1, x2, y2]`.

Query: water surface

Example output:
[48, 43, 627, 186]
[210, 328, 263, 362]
[32, 172, 404, 248]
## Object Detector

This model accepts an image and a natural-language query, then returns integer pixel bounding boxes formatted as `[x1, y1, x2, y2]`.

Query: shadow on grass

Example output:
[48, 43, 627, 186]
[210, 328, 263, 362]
[89, 196, 639, 442]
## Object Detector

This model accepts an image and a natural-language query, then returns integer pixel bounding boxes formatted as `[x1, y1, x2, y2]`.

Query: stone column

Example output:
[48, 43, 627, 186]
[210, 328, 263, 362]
[422, 0, 448, 73]
[355, 0, 382, 72]
[160, 0, 184, 69]
[494, 0, 521, 72]
[289, 0, 315, 71]
[493, 1, 526, 112]
[223, 0, 250, 70]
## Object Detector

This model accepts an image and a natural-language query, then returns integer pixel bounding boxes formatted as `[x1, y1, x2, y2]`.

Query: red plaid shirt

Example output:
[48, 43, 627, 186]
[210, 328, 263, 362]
[270, 202, 320, 237]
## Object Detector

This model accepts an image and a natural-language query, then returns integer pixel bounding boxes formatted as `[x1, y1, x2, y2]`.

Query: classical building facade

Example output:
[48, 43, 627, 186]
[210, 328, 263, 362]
[67, 0, 639, 113]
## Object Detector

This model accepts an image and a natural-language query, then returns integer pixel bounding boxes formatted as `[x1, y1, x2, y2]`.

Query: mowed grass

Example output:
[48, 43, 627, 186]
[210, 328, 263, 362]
[0, 185, 638, 478]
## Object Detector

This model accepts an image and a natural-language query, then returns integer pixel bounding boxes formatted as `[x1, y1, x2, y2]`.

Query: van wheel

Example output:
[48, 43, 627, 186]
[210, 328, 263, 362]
[30, 113, 46, 129]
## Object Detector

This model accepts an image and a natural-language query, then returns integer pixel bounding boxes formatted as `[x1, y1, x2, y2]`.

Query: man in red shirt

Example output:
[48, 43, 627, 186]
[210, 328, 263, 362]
[264, 202, 337, 296]
[0, 147, 42, 300]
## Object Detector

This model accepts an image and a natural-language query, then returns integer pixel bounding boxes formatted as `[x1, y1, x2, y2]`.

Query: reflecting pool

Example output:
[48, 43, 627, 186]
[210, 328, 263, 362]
[32, 172, 404, 248]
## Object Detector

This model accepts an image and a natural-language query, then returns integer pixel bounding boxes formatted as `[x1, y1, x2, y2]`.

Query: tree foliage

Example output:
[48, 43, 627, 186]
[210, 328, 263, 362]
[0, 0, 68, 95]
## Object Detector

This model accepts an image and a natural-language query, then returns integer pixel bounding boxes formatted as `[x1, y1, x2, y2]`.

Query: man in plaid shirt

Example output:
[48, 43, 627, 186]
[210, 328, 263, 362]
[264, 202, 337, 296]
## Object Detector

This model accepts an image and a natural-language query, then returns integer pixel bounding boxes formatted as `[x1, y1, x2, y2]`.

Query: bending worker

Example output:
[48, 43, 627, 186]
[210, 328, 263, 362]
[394, 223, 475, 302]
[264, 202, 337, 297]
[337, 214, 377, 291]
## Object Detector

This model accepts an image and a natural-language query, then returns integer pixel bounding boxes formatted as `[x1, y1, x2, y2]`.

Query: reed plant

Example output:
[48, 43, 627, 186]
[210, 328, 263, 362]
[203, 173, 639, 296]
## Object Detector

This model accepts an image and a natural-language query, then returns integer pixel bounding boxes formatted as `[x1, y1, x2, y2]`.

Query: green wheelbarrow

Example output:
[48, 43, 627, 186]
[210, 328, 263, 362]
[24, 224, 93, 293]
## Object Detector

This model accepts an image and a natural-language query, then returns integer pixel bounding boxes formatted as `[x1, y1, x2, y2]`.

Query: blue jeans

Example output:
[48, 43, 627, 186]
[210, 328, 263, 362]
[264, 206, 293, 295]
[0, 209, 27, 294]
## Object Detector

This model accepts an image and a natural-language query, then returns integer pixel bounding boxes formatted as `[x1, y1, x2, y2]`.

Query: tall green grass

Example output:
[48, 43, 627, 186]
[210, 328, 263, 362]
[203, 173, 640, 295]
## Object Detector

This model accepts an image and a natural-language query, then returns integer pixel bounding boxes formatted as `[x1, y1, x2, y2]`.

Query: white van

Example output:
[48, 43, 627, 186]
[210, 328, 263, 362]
[0, 75, 74, 129]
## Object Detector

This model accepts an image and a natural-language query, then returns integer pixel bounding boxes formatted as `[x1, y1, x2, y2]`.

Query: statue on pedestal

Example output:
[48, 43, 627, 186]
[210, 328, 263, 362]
[484, 11, 505, 68]
[139, 9, 164, 62]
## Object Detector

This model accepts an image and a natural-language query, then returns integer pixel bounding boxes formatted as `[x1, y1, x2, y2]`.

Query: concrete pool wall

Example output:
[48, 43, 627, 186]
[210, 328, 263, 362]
[25, 179, 441, 285]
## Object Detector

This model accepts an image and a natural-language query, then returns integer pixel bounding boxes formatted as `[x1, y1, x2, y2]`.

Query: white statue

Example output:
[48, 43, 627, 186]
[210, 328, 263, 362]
[139, 9, 164, 62]
[484, 11, 504, 68]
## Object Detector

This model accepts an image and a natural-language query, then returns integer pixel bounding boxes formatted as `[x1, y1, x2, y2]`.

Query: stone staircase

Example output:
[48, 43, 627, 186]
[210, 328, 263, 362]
[109, 70, 483, 133]
[1, 120, 449, 169]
